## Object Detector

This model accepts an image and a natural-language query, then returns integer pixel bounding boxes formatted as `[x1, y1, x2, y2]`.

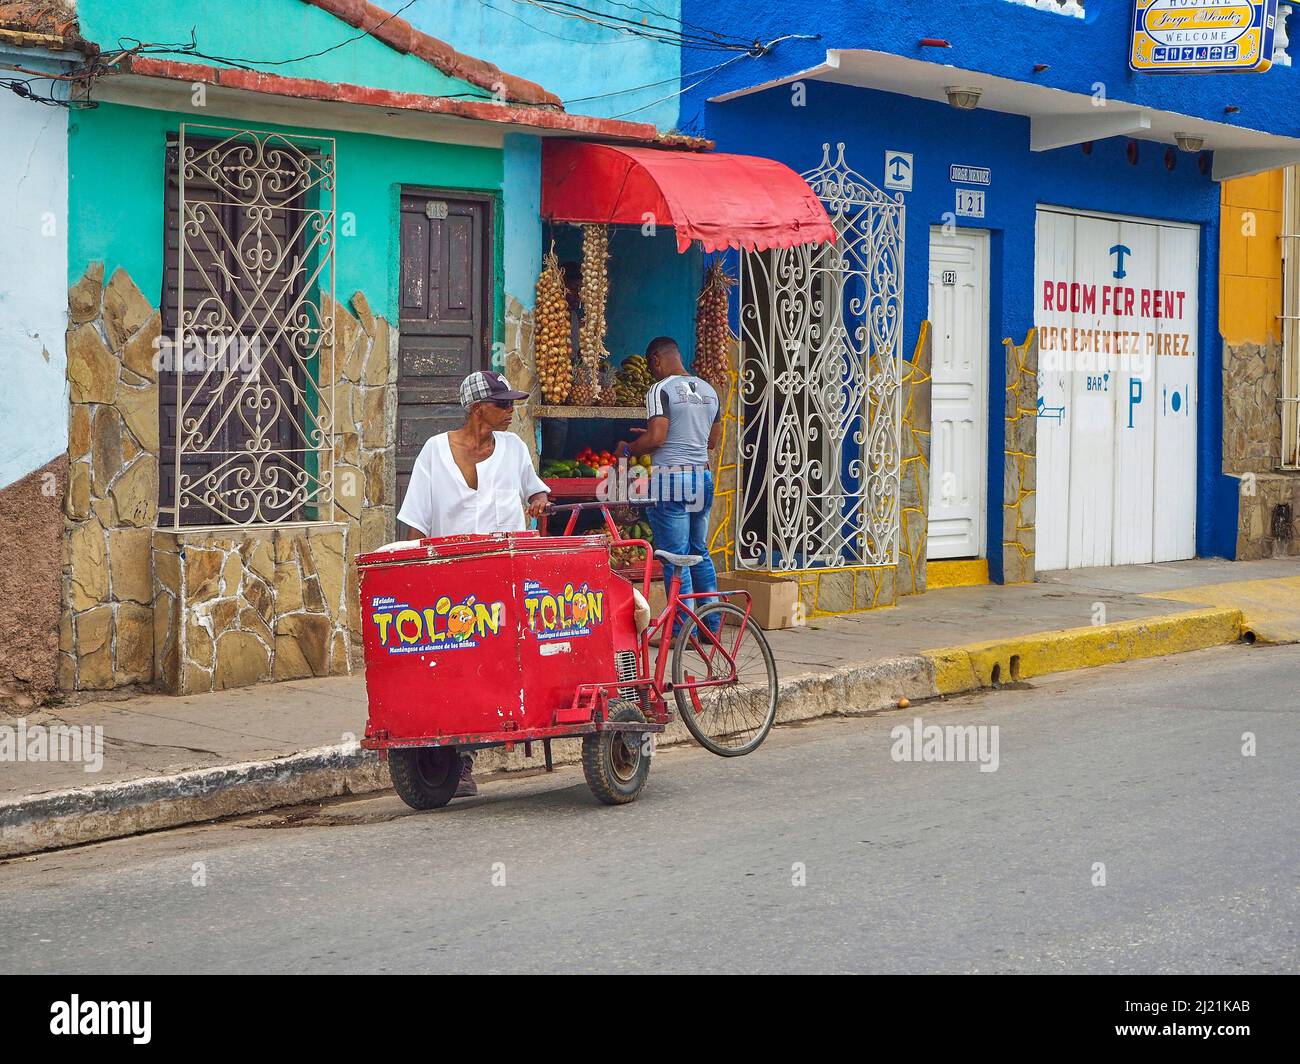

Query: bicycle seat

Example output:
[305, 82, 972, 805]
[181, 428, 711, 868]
[654, 549, 704, 568]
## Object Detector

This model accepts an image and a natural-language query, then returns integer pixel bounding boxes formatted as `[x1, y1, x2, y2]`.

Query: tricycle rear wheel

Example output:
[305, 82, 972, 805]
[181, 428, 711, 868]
[583, 702, 651, 805]
[389, 746, 461, 810]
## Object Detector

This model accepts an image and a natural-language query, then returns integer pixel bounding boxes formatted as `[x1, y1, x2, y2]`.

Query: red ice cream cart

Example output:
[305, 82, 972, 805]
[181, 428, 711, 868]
[358, 509, 778, 808]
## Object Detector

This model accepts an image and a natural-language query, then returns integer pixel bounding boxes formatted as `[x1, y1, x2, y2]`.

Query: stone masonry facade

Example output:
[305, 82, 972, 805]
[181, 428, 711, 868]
[1002, 330, 1038, 584]
[153, 524, 352, 693]
[61, 264, 164, 692]
[1222, 340, 1300, 559]
[60, 264, 395, 695]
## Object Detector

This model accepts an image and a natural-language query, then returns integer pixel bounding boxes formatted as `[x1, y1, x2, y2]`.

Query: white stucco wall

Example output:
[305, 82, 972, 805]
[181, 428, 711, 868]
[0, 54, 69, 491]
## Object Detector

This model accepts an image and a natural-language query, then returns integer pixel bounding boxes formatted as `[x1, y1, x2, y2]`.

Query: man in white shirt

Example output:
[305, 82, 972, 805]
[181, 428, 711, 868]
[395, 369, 549, 797]
[398, 370, 549, 540]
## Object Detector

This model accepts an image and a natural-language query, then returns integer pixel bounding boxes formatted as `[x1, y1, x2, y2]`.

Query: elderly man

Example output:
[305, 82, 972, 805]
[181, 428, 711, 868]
[397, 369, 549, 796]
[399, 370, 549, 540]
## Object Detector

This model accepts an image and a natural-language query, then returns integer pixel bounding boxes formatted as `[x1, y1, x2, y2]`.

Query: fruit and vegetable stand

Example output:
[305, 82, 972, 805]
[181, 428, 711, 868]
[532, 139, 838, 582]
[531, 227, 717, 569]
[535, 408, 662, 579]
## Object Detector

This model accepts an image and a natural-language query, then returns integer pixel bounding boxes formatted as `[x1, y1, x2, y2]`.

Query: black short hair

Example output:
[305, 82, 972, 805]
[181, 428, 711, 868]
[645, 336, 679, 361]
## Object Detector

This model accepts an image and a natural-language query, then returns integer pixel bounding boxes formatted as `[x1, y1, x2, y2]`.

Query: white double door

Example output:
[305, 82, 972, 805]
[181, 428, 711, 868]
[1034, 208, 1199, 570]
[927, 227, 990, 560]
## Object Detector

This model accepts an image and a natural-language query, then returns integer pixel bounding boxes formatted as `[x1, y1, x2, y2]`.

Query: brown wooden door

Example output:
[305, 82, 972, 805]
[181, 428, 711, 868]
[397, 191, 491, 507]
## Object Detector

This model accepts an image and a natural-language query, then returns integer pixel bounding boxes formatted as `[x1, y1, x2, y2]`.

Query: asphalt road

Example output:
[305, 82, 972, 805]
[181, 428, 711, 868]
[2, 644, 1296, 974]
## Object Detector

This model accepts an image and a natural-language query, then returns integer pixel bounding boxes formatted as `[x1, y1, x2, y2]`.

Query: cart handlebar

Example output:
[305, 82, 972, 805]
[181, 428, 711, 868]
[542, 501, 654, 598]
[543, 500, 652, 513]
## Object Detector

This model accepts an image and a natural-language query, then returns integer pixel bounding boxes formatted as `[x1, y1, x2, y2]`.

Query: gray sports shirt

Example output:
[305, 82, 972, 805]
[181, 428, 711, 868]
[644, 374, 720, 468]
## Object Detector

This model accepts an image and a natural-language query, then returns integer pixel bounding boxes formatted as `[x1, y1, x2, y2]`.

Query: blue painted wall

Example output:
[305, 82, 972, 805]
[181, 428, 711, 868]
[406, 0, 686, 130]
[702, 79, 1233, 567]
[677, 0, 1300, 140]
[503, 134, 543, 318]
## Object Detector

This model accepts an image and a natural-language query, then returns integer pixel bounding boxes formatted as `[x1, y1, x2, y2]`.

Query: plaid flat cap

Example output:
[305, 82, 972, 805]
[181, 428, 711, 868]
[459, 370, 530, 409]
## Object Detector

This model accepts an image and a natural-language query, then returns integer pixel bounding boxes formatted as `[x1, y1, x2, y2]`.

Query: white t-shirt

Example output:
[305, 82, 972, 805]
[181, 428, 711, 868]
[397, 431, 548, 537]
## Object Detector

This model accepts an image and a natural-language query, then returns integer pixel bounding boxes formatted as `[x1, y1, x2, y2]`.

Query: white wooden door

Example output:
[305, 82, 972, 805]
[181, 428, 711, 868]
[1034, 208, 1199, 570]
[927, 227, 990, 560]
[1067, 215, 1119, 568]
[1153, 224, 1199, 562]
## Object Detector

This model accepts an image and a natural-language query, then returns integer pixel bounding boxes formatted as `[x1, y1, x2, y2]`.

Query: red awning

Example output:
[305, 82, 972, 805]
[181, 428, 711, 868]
[541, 140, 835, 253]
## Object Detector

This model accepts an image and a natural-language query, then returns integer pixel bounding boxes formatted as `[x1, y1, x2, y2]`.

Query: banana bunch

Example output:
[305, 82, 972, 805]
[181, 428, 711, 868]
[573, 224, 609, 405]
[612, 353, 652, 406]
[534, 246, 572, 403]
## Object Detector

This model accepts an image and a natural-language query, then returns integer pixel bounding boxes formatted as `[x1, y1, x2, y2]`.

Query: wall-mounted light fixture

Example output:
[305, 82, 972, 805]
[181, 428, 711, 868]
[1174, 132, 1205, 153]
[945, 86, 982, 110]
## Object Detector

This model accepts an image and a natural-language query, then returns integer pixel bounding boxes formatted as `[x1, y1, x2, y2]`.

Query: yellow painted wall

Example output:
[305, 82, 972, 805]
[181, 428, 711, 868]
[1219, 171, 1284, 345]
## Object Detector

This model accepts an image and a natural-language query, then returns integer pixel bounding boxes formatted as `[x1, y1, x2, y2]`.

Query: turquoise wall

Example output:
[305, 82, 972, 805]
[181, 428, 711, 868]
[68, 103, 506, 327]
[76, 0, 483, 99]
[76, 0, 687, 130]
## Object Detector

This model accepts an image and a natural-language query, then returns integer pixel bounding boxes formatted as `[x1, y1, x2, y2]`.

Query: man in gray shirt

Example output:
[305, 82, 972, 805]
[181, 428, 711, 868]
[617, 336, 721, 631]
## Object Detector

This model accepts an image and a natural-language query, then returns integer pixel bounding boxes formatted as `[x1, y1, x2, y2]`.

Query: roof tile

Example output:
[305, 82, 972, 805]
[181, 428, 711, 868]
[0, 0, 81, 46]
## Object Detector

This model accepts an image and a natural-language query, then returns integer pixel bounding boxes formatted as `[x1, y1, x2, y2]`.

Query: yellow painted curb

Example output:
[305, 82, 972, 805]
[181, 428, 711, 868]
[1143, 574, 1300, 645]
[926, 558, 990, 590]
[922, 607, 1245, 695]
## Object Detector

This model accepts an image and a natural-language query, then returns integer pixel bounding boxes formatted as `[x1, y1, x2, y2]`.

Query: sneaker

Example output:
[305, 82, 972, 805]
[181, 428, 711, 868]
[454, 756, 478, 798]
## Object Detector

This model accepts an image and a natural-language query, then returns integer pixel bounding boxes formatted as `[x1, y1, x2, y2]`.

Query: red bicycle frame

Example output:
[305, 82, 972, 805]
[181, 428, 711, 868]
[549, 502, 757, 723]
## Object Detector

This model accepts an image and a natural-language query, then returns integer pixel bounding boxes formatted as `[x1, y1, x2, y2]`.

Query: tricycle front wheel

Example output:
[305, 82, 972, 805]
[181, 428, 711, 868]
[389, 746, 461, 810]
[583, 702, 651, 805]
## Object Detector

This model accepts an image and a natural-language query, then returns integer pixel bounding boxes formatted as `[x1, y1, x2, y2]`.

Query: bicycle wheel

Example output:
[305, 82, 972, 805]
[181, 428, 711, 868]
[672, 601, 777, 757]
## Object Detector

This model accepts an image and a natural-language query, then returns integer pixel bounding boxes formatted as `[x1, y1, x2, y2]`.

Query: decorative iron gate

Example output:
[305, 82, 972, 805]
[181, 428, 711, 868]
[161, 124, 336, 528]
[736, 143, 904, 570]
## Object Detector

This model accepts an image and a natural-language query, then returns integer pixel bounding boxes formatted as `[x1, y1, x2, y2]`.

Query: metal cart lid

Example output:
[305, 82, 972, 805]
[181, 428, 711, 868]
[356, 529, 610, 568]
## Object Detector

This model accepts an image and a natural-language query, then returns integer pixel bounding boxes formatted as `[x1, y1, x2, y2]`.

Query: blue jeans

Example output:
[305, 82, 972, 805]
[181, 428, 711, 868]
[646, 468, 719, 633]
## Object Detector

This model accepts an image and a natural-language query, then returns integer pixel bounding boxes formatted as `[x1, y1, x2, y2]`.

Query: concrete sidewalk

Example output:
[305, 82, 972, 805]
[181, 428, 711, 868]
[3, 556, 1297, 857]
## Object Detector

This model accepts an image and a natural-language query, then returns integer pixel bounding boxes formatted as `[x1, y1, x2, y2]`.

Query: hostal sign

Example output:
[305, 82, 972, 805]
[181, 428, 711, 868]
[1129, 0, 1278, 72]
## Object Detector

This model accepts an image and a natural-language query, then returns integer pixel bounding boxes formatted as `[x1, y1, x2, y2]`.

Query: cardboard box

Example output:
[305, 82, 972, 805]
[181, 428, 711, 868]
[716, 571, 801, 630]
